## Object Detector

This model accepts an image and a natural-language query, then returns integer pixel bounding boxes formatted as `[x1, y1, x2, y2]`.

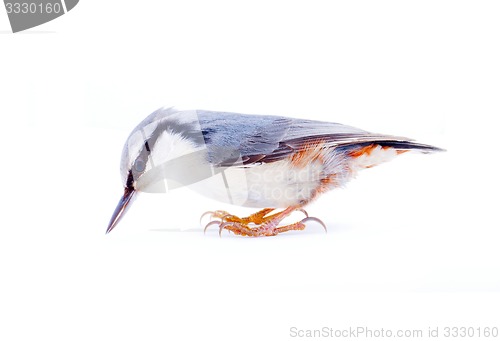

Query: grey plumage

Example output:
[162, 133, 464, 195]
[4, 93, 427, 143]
[135, 108, 443, 169]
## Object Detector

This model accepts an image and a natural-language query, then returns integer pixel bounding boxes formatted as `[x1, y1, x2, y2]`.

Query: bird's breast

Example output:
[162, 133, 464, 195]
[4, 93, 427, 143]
[189, 151, 351, 208]
[183, 144, 401, 208]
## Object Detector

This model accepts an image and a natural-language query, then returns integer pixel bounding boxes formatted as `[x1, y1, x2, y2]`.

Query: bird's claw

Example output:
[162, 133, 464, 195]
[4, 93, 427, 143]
[203, 220, 223, 234]
[203, 208, 326, 237]
[199, 210, 231, 225]
[297, 208, 309, 218]
[299, 216, 327, 233]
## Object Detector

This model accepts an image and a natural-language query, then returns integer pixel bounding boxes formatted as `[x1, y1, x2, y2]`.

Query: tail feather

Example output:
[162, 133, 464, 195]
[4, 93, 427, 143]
[338, 140, 445, 154]
[339, 140, 444, 171]
[374, 140, 445, 153]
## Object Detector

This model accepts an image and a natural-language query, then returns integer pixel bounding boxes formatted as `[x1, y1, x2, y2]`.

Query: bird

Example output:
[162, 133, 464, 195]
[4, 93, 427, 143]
[107, 107, 444, 237]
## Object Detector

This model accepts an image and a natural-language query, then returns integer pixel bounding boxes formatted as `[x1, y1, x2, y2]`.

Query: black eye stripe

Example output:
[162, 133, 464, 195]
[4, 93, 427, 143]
[126, 170, 134, 188]
[135, 141, 152, 169]
[129, 140, 152, 184]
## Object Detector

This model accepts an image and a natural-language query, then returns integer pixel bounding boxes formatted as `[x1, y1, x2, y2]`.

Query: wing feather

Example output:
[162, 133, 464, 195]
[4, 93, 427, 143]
[196, 110, 442, 167]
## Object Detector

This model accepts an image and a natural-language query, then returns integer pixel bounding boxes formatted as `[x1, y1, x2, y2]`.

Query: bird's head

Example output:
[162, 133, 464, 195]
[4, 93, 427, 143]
[106, 108, 207, 233]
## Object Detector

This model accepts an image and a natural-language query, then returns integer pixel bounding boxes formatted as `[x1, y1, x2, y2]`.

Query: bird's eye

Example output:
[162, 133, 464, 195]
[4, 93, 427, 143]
[134, 159, 146, 173]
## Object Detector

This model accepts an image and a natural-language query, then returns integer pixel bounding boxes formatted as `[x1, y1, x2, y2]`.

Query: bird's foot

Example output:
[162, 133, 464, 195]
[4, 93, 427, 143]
[201, 207, 308, 226]
[218, 216, 327, 237]
[200, 208, 275, 226]
[201, 207, 326, 237]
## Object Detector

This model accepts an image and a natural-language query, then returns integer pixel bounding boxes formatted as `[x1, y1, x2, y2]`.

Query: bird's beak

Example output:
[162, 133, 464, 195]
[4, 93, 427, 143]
[106, 187, 136, 234]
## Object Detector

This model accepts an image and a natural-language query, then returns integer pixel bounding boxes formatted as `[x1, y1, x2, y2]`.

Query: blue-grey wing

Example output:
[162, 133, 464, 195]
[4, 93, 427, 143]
[197, 110, 441, 167]
[197, 110, 294, 166]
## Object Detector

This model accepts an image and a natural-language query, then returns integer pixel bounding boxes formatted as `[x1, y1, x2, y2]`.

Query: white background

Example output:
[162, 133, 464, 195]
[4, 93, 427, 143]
[1, 1, 499, 340]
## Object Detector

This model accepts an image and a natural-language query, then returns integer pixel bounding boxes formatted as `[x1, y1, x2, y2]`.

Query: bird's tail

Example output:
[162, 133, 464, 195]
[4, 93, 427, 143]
[339, 139, 445, 154]
[339, 140, 444, 171]
[375, 140, 445, 153]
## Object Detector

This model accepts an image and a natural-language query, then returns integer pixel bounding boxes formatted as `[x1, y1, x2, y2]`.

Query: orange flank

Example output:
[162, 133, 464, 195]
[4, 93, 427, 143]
[348, 144, 384, 158]
[349, 144, 409, 158]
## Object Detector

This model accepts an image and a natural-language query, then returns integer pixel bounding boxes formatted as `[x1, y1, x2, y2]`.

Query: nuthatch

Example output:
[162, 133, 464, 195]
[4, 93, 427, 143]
[107, 107, 443, 236]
